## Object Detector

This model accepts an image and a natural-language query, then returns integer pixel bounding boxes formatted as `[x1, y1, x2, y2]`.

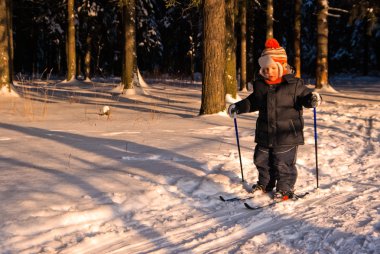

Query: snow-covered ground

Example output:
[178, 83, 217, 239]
[0, 76, 379, 253]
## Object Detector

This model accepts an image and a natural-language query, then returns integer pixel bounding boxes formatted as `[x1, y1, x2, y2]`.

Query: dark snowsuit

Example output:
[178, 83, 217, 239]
[234, 74, 315, 192]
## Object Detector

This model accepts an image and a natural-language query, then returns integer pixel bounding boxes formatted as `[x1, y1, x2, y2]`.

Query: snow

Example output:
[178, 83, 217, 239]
[0, 85, 19, 97]
[0, 76, 379, 253]
[226, 93, 243, 104]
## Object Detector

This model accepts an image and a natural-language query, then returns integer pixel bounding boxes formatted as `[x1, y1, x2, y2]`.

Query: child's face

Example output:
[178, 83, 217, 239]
[262, 63, 279, 81]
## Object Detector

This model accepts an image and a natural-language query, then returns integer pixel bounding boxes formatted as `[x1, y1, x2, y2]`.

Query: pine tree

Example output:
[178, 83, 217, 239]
[0, 0, 13, 94]
[66, 0, 77, 81]
[121, 0, 138, 91]
[200, 0, 226, 115]
[294, 0, 302, 78]
[266, 0, 274, 39]
[239, 0, 248, 91]
[316, 0, 329, 89]
[246, 0, 255, 85]
[225, 0, 238, 98]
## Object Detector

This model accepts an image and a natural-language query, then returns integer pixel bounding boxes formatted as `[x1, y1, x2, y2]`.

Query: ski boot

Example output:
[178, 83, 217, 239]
[273, 190, 294, 202]
[251, 184, 266, 194]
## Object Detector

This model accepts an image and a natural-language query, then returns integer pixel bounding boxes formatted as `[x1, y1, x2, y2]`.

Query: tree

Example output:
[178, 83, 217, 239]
[225, 0, 238, 98]
[294, 0, 302, 78]
[7, 0, 13, 83]
[200, 0, 226, 115]
[121, 0, 138, 91]
[246, 0, 255, 85]
[78, 0, 97, 81]
[316, 0, 329, 89]
[66, 0, 77, 81]
[239, 0, 248, 91]
[136, 0, 163, 73]
[349, 1, 378, 75]
[0, 0, 16, 95]
[266, 0, 274, 39]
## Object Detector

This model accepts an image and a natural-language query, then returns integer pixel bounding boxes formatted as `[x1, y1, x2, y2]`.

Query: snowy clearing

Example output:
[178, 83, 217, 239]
[0, 76, 379, 253]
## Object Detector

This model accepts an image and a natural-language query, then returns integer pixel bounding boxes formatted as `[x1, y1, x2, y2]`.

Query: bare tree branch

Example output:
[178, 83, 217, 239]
[328, 7, 349, 13]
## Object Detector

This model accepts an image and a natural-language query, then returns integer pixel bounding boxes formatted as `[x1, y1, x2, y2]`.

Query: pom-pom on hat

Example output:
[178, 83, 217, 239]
[265, 38, 280, 48]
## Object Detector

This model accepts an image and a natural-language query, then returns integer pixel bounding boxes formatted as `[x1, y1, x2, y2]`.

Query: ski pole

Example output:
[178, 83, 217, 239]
[313, 107, 319, 189]
[233, 113, 244, 182]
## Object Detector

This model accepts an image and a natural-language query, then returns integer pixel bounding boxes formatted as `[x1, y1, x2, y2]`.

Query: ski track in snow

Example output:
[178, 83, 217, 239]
[0, 79, 379, 253]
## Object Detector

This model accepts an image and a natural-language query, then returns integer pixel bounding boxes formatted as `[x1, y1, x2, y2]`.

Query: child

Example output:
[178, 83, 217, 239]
[228, 38, 321, 201]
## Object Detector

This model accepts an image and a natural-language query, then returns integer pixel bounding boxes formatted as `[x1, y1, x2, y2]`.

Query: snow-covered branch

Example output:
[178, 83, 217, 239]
[328, 7, 349, 13]
[327, 12, 342, 18]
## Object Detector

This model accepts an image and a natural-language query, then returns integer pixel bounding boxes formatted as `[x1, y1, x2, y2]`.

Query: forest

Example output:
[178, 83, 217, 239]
[1, 0, 380, 114]
[0, 2, 379, 252]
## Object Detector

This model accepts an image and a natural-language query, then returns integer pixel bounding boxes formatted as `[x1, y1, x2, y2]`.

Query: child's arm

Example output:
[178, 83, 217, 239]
[296, 79, 322, 108]
[231, 88, 261, 116]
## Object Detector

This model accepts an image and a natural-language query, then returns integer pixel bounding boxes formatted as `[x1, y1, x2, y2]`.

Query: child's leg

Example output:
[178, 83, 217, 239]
[266, 165, 277, 192]
[253, 145, 272, 188]
[272, 146, 298, 192]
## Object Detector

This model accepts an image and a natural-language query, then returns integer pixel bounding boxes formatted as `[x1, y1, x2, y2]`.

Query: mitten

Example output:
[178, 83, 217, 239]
[310, 92, 322, 108]
[228, 104, 238, 118]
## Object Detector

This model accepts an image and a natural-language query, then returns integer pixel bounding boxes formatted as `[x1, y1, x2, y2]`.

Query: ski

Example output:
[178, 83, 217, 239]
[219, 195, 255, 202]
[244, 201, 277, 210]
[219, 191, 281, 202]
[244, 192, 310, 210]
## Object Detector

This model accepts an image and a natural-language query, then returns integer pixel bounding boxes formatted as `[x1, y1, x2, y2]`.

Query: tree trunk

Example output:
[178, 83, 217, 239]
[6, 0, 13, 83]
[190, 42, 194, 81]
[77, 55, 82, 78]
[246, 0, 255, 85]
[57, 47, 62, 75]
[66, 0, 76, 81]
[200, 0, 226, 115]
[84, 34, 92, 81]
[239, 0, 247, 91]
[316, 0, 329, 89]
[266, 0, 274, 39]
[294, 0, 301, 78]
[225, 0, 237, 98]
[0, 0, 11, 90]
[362, 20, 369, 76]
[121, 0, 137, 90]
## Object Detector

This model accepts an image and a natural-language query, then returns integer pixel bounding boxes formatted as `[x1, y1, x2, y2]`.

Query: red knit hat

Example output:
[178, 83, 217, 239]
[260, 38, 288, 64]
[258, 38, 288, 77]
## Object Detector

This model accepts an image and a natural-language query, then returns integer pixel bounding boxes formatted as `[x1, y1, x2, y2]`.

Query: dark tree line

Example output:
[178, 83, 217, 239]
[7, 0, 379, 80]
[1, 0, 380, 113]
